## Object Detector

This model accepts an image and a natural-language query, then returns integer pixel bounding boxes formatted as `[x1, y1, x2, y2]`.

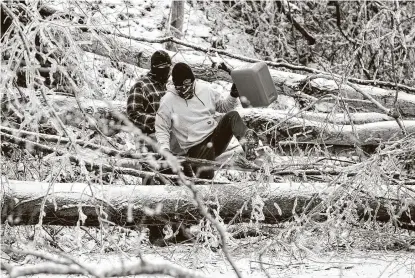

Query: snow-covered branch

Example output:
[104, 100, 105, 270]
[3, 248, 208, 278]
[38, 4, 415, 93]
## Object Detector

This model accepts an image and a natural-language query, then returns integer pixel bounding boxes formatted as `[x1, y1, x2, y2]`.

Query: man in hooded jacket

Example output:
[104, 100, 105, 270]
[127, 51, 192, 183]
[155, 62, 259, 180]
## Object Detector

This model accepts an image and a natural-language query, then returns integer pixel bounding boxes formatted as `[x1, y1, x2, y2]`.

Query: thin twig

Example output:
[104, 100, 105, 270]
[3, 247, 208, 278]
[258, 94, 336, 135]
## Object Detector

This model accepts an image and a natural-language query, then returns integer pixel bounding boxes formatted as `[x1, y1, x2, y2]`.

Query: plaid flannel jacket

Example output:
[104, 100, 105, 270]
[127, 73, 167, 134]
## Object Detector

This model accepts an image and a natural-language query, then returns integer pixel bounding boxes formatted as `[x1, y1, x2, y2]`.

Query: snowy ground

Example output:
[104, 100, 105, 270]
[127, 248, 415, 278]
[3, 245, 414, 278]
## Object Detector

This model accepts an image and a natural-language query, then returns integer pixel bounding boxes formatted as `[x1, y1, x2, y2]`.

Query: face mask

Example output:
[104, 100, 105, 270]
[176, 80, 194, 100]
[151, 65, 171, 84]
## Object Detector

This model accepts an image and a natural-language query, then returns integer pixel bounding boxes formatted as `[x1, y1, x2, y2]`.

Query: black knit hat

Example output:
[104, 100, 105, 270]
[150, 50, 171, 68]
[172, 62, 195, 86]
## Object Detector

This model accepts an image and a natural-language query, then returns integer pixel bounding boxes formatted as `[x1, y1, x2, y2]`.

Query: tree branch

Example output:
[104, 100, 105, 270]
[282, 0, 316, 45]
[37, 4, 415, 93]
[0, 131, 223, 185]
[95, 31, 415, 93]
[302, 74, 408, 135]
[4, 248, 208, 278]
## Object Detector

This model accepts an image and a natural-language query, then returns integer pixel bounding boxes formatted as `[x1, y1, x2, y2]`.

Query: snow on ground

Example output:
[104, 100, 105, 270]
[3, 248, 413, 278]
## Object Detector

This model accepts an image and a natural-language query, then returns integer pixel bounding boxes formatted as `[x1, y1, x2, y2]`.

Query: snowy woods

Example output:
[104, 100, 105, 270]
[1, 1, 415, 278]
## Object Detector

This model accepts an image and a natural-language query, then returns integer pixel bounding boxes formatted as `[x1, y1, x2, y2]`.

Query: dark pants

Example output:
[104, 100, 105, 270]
[187, 111, 248, 179]
[141, 135, 193, 185]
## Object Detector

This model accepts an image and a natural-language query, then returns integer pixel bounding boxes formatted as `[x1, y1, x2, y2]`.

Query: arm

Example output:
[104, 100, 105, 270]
[213, 85, 239, 113]
[126, 83, 155, 134]
[155, 100, 172, 151]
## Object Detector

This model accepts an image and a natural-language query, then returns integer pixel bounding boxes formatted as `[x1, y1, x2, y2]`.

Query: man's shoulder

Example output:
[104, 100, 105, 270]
[130, 79, 144, 91]
[134, 76, 153, 87]
[195, 79, 215, 96]
[130, 77, 157, 95]
[160, 91, 176, 102]
[196, 79, 214, 89]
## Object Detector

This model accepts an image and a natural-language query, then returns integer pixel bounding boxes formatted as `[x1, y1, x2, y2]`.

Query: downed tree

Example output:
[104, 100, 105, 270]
[1, 180, 414, 230]
[239, 108, 415, 146]
[45, 95, 415, 147]
[69, 29, 415, 116]
[38, 4, 415, 94]
[4, 93, 412, 149]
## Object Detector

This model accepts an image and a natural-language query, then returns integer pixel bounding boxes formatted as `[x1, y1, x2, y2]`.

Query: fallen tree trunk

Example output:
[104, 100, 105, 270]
[239, 108, 415, 146]
[284, 111, 394, 125]
[46, 94, 397, 126]
[4, 93, 412, 151]
[44, 95, 415, 147]
[1, 180, 414, 230]
[70, 31, 415, 116]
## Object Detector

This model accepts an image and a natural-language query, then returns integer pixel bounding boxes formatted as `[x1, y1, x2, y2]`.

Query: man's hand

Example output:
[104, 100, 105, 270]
[230, 83, 239, 98]
[217, 62, 232, 75]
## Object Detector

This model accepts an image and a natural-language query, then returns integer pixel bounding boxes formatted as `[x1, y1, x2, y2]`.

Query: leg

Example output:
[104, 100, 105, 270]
[211, 111, 259, 161]
[187, 136, 216, 179]
[187, 111, 256, 179]
[181, 161, 194, 178]
[211, 111, 248, 156]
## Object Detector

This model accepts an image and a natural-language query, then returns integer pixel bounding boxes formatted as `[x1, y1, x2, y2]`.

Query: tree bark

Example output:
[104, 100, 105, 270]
[1, 180, 414, 230]
[165, 1, 184, 51]
[170, 1, 184, 37]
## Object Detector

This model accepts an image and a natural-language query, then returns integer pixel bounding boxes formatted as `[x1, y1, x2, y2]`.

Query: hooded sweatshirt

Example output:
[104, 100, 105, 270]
[155, 80, 238, 152]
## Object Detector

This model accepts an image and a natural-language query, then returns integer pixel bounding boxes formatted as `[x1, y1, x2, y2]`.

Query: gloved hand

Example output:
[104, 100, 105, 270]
[230, 83, 239, 98]
[181, 161, 194, 178]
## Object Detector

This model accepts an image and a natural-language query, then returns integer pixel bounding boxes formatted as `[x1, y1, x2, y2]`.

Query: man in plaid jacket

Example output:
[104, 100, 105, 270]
[127, 50, 172, 134]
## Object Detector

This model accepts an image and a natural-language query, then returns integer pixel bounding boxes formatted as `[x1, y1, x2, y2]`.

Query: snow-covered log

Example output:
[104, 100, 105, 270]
[3, 93, 410, 149]
[240, 108, 415, 146]
[1, 180, 414, 230]
[71, 32, 415, 116]
[49, 95, 395, 125]
[45, 96, 415, 147]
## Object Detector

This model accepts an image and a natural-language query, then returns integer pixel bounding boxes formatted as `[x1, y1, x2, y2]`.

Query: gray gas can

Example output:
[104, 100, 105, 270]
[231, 62, 278, 107]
